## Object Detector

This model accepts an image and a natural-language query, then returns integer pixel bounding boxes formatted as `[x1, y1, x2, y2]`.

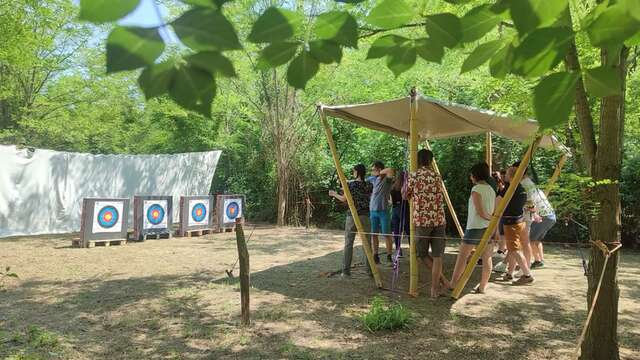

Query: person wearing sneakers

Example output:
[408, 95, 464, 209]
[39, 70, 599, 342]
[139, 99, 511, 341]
[497, 166, 535, 285]
[329, 164, 373, 277]
[514, 161, 557, 269]
[451, 162, 496, 294]
[407, 149, 448, 298]
[368, 161, 395, 264]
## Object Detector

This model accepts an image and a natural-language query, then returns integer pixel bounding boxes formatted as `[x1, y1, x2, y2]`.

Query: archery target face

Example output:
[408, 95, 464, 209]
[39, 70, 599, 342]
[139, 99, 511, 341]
[92, 201, 124, 233]
[223, 198, 242, 223]
[188, 199, 209, 226]
[143, 200, 168, 229]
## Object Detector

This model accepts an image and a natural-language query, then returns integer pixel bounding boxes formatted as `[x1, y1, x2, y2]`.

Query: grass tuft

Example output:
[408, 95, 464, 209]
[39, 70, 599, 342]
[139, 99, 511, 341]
[359, 296, 411, 332]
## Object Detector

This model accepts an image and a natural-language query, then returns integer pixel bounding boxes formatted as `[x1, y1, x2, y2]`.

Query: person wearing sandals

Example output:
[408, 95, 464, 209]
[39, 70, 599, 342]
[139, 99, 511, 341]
[328, 164, 373, 278]
[497, 166, 535, 285]
[451, 163, 496, 294]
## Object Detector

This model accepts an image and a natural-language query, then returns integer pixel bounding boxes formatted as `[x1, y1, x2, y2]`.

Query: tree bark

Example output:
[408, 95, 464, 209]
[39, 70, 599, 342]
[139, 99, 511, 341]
[579, 46, 628, 360]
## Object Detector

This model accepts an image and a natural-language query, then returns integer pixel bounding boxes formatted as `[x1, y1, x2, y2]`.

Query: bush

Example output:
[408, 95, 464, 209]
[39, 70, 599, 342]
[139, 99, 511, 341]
[359, 296, 411, 332]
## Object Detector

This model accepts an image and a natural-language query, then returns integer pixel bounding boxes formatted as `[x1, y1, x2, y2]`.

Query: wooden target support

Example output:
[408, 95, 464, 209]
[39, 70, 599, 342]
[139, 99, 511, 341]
[319, 106, 383, 288]
[486, 132, 493, 173]
[408, 90, 419, 296]
[451, 137, 541, 299]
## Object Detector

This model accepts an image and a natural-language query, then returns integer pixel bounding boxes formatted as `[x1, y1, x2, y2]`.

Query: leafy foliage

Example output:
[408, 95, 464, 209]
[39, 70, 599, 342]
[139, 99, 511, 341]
[359, 296, 412, 332]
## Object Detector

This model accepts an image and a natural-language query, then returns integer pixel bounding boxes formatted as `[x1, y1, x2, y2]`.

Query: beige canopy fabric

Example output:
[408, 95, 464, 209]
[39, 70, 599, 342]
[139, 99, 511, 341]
[321, 95, 569, 153]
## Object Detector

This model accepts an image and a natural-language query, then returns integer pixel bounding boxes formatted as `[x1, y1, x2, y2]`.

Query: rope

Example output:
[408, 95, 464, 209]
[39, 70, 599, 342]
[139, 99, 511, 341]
[573, 242, 622, 360]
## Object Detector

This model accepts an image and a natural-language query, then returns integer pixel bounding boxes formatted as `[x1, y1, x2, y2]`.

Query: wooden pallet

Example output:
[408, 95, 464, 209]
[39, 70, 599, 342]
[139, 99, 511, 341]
[72, 238, 127, 248]
[141, 232, 171, 240]
[181, 229, 212, 237]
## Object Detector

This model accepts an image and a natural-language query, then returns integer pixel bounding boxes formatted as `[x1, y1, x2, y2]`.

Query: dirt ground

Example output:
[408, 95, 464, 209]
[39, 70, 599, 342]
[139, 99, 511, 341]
[1, 225, 639, 360]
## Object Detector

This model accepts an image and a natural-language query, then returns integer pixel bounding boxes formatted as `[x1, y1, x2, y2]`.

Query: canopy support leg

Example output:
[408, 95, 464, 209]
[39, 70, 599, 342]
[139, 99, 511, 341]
[544, 154, 568, 196]
[319, 107, 383, 288]
[408, 91, 419, 297]
[486, 132, 493, 173]
[451, 137, 542, 299]
[425, 142, 465, 239]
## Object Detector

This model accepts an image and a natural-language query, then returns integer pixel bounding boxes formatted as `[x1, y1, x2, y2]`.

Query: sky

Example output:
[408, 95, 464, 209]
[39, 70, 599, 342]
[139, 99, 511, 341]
[118, 0, 167, 27]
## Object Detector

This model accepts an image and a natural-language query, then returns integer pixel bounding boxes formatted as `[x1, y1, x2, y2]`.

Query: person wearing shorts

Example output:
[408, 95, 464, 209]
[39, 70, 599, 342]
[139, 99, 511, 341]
[407, 149, 448, 298]
[451, 163, 496, 293]
[497, 166, 534, 285]
[368, 161, 395, 264]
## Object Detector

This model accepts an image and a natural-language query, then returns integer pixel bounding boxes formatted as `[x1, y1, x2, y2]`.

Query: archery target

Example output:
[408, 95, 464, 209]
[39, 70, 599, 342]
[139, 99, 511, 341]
[188, 199, 209, 226]
[223, 198, 242, 223]
[143, 200, 168, 229]
[92, 201, 124, 233]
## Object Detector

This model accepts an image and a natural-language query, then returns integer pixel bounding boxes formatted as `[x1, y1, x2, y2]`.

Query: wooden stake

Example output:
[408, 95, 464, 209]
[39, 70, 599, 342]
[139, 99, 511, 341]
[486, 132, 493, 173]
[451, 137, 542, 299]
[319, 107, 383, 288]
[425, 141, 465, 239]
[544, 154, 568, 196]
[234, 218, 250, 326]
[408, 91, 419, 297]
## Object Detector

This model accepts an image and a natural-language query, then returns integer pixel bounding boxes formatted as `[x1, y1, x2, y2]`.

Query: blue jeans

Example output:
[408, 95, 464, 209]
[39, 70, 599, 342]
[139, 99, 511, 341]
[391, 205, 409, 250]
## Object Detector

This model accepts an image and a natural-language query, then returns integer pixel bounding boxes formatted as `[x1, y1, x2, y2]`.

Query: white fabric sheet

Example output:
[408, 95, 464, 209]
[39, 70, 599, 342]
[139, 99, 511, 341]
[0, 145, 220, 237]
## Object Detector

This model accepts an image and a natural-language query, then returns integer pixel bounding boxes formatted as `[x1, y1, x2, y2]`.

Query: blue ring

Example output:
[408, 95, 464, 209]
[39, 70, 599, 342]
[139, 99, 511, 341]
[191, 203, 207, 222]
[146, 204, 165, 225]
[226, 201, 240, 220]
[97, 205, 119, 228]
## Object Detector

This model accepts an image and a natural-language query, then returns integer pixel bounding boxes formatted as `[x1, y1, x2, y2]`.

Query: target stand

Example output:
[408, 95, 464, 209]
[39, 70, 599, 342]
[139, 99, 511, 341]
[76, 198, 130, 248]
[133, 196, 173, 241]
[216, 194, 245, 232]
[178, 195, 214, 237]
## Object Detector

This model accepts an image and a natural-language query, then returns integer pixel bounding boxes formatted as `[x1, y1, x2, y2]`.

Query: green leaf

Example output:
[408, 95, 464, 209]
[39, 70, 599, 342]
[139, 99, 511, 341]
[366, 35, 409, 59]
[425, 13, 462, 48]
[169, 65, 216, 117]
[309, 40, 343, 64]
[625, 30, 640, 46]
[172, 8, 241, 51]
[181, 0, 230, 8]
[511, 27, 573, 77]
[581, 0, 609, 29]
[386, 43, 417, 77]
[138, 60, 177, 99]
[489, 42, 514, 78]
[286, 51, 319, 89]
[257, 42, 300, 69]
[461, 40, 504, 73]
[248, 7, 303, 43]
[366, 0, 413, 30]
[414, 38, 444, 63]
[106, 27, 164, 73]
[586, 4, 640, 47]
[510, 0, 568, 36]
[187, 51, 236, 77]
[584, 66, 622, 97]
[533, 71, 579, 129]
[315, 11, 358, 48]
[79, 0, 140, 23]
[460, 5, 502, 43]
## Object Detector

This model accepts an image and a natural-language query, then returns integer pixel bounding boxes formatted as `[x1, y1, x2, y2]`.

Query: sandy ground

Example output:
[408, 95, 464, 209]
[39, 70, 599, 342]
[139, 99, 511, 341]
[0, 225, 638, 360]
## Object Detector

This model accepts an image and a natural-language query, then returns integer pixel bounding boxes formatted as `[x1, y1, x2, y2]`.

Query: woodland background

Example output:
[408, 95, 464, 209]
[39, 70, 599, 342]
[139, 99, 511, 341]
[2, 0, 639, 246]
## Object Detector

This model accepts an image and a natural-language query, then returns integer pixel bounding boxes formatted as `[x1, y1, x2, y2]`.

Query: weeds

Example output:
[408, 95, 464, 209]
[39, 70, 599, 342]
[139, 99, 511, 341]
[359, 296, 412, 332]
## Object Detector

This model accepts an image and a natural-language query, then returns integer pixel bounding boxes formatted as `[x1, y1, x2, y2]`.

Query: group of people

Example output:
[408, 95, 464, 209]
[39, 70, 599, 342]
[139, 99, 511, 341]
[329, 149, 556, 298]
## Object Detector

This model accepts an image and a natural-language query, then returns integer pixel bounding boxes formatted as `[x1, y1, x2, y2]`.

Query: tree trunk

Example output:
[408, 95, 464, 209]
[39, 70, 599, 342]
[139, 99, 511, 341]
[579, 47, 627, 360]
[276, 155, 288, 227]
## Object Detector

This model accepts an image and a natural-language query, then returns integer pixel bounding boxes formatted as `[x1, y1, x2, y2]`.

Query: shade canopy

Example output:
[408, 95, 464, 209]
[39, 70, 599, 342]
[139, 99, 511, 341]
[321, 95, 569, 153]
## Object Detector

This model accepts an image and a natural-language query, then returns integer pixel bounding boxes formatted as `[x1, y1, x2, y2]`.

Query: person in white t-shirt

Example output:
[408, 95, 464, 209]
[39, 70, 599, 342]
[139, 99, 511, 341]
[451, 162, 497, 294]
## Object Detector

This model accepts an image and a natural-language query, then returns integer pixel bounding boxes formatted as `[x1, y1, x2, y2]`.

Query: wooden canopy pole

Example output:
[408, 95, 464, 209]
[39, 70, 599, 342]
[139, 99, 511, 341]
[424, 141, 465, 239]
[451, 137, 542, 299]
[319, 106, 383, 288]
[544, 154, 568, 196]
[485, 132, 493, 173]
[408, 89, 419, 297]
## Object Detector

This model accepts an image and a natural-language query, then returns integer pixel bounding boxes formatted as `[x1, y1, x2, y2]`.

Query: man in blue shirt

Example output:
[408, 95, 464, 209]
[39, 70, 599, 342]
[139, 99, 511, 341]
[368, 161, 395, 264]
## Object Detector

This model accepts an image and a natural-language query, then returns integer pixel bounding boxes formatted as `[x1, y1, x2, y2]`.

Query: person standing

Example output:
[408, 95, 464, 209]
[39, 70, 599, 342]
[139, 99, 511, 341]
[329, 164, 373, 277]
[390, 171, 410, 257]
[451, 163, 496, 293]
[368, 161, 395, 264]
[407, 149, 448, 298]
[498, 166, 535, 285]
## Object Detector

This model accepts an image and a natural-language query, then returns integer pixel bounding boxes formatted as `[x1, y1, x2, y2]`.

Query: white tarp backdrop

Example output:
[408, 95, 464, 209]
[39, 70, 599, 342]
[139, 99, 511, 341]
[0, 145, 221, 237]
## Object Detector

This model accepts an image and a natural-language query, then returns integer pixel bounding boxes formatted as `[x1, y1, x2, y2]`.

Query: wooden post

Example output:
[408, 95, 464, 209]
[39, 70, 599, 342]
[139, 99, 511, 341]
[408, 90, 419, 297]
[451, 137, 542, 299]
[486, 132, 493, 173]
[544, 154, 568, 196]
[305, 196, 311, 229]
[425, 141, 465, 239]
[234, 217, 250, 326]
[319, 107, 383, 288]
